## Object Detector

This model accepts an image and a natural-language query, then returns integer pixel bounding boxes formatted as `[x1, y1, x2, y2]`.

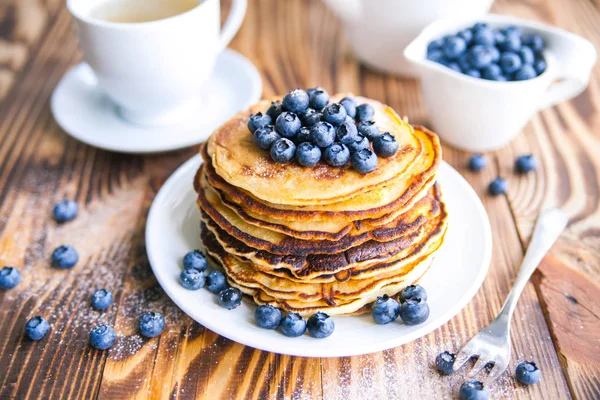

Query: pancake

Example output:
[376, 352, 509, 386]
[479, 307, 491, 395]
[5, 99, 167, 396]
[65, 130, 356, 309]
[205, 95, 423, 206]
[199, 125, 441, 222]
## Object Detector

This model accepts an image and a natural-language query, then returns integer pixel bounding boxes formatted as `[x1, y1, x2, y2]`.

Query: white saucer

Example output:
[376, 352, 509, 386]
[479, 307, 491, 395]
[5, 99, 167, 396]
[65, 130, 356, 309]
[145, 156, 492, 357]
[51, 49, 262, 153]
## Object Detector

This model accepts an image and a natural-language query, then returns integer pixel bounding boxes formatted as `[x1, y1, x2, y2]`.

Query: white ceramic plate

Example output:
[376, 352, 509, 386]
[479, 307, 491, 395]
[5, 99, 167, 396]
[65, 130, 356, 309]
[50, 49, 262, 153]
[146, 155, 492, 357]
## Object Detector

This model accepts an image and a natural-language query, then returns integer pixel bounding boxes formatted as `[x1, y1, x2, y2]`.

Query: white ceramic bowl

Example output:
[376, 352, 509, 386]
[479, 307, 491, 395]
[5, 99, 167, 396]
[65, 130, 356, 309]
[404, 14, 597, 152]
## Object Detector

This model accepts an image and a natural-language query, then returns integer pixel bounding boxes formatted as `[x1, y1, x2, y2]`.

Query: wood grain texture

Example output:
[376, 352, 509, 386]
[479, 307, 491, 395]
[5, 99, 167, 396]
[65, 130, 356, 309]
[0, 0, 598, 399]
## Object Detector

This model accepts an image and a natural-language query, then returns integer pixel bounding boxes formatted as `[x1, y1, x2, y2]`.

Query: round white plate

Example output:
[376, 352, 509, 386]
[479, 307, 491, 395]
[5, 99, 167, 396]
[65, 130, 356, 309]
[146, 155, 492, 357]
[50, 49, 262, 153]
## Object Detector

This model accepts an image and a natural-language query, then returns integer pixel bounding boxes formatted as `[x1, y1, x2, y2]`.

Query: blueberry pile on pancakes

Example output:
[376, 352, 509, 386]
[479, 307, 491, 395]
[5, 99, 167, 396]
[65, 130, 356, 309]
[195, 93, 448, 316]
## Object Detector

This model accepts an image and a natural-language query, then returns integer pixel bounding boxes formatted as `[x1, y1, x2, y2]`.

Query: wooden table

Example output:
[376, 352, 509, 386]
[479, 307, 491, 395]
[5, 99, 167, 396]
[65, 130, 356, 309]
[0, 0, 599, 398]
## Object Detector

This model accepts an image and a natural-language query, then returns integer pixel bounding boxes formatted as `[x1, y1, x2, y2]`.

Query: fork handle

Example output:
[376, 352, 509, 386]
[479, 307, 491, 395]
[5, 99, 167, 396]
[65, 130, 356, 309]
[495, 208, 568, 323]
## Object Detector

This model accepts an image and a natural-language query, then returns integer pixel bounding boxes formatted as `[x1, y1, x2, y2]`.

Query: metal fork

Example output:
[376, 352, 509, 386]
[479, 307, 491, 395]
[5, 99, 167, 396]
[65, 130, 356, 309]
[452, 208, 568, 383]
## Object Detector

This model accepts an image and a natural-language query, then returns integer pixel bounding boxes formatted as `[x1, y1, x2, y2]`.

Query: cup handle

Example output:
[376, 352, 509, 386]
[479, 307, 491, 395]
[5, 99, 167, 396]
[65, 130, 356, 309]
[537, 31, 597, 111]
[218, 0, 247, 51]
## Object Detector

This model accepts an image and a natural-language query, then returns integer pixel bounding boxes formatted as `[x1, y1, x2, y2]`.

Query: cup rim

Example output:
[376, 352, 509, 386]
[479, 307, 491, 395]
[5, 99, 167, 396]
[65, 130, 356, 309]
[403, 13, 562, 88]
[67, 0, 210, 29]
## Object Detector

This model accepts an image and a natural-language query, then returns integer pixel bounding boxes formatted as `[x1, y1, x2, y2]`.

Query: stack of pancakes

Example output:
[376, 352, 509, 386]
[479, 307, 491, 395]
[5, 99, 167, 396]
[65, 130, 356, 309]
[195, 95, 448, 316]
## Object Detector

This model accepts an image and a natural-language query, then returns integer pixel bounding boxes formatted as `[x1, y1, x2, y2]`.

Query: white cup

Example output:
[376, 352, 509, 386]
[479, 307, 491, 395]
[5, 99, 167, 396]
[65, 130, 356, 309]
[404, 14, 597, 152]
[67, 0, 247, 126]
[322, 0, 494, 77]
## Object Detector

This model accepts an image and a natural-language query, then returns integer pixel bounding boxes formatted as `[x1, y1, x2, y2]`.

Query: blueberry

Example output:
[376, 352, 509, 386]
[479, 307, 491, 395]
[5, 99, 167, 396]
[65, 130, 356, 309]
[89, 324, 116, 350]
[427, 49, 445, 64]
[91, 289, 113, 310]
[306, 87, 318, 98]
[488, 46, 500, 63]
[473, 28, 495, 46]
[514, 65, 537, 81]
[25, 316, 50, 341]
[295, 142, 322, 167]
[254, 305, 282, 329]
[183, 250, 207, 272]
[308, 87, 330, 110]
[457, 53, 470, 72]
[523, 34, 545, 53]
[179, 268, 205, 290]
[516, 361, 541, 385]
[282, 89, 309, 113]
[518, 47, 535, 65]
[266, 100, 284, 122]
[371, 294, 400, 324]
[303, 111, 323, 128]
[534, 59, 547, 75]
[466, 45, 494, 69]
[293, 127, 312, 144]
[323, 143, 350, 167]
[335, 119, 359, 144]
[51, 245, 78, 269]
[218, 287, 242, 309]
[355, 104, 375, 122]
[0, 266, 21, 289]
[468, 154, 487, 172]
[442, 36, 467, 60]
[482, 64, 503, 81]
[357, 121, 380, 140]
[465, 69, 481, 78]
[247, 112, 272, 134]
[205, 269, 227, 294]
[280, 312, 307, 337]
[459, 380, 488, 400]
[472, 23, 488, 32]
[488, 177, 508, 196]
[306, 312, 335, 338]
[399, 284, 427, 303]
[399, 298, 429, 325]
[502, 26, 522, 39]
[270, 138, 296, 163]
[457, 29, 473, 45]
[435, 351, 456, 375]
[499, 52, 522, 74]
[310, 121, 336, 148]
[53, 200, 78, 223]
[498, 35, 522, 52]
[445, 61, 462, 73]
[373, 133, 399, 158]
[515, 154, 537, 173]
[351, 149, 378, 174]
[493, 31, 506, 45]
[299, 108, 316, 123]
[275, 112, 302, 138]
[323, 103, 347, 126]
[138, 311, 165, 338]
[339, 97, 357, 118]
[427, 39, 445, 53]
[254, 126, 280, 150]
[346, 135, 370, 153]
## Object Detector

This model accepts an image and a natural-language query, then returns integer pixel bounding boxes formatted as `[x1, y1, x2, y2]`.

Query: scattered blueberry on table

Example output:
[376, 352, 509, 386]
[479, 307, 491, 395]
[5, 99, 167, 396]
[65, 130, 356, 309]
[205, 269, 227, 294]
[89, 324, 117, 350]
[399, 285, 428, 303]
[427, 23, 546, 82]
[183, 250, 207, 272]
[515, 154, 537, 174]
[179, 268, 205, 290]
[250, 88, 398, 173]
[254, 305, 282, 329]
[218, 287, 243, 310]
[138, 311, 165, 338]
[53, 200, 78, 223]
[91, 289, 113, 310]
[306, 312, 335, 338]
[399, 298, 430, 325]
[0, 266, 21, 289]
[51, 245, 79, 269]
[488, 177, 508, 196]
[371, 294, 400, 325]
[468, 154, 487, 172]
[435, 351, 456, 375]
[280, 312, 307, 337]
[25, 316, 50, 341]
[459, 380, 488, 400]
[516, 361, 541, 385]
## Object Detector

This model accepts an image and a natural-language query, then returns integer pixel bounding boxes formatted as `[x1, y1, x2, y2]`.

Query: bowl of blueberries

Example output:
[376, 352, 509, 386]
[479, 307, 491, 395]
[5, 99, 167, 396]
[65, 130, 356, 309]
[404, 14, 596, 152]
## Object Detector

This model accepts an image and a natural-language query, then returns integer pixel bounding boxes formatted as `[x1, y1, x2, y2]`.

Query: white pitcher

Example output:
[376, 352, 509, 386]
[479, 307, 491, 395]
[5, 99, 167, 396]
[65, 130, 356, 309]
[322, 0, 493, 76]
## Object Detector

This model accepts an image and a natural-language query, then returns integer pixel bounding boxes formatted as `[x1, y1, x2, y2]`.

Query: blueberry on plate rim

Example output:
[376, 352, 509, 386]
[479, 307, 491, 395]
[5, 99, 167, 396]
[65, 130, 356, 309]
[218, 287, 243, 310]
[90, 324, 117, 350]
[25, 316, 50, 341]
[399, 297, 430, 325]
[254, 305, 283, 329]
[51, 245, 79, 269]
[371, 294, 400, 325]
[306, 312, 335, 338]
[435, 351, 456, 375]
[179, 268, 206, 290]
[399, 284, 428, 303]
[138, 311, 166, 338]
[459, 380, 488, 400]
[91, 289, 113, 310]
[280, 312, 307, 337]
[205, 269, 227, 294]
[0, 266, 21, 289]
[53, 199, 78, 223]
[183, 250, 207, 271]
[516, 361, 541, 385]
